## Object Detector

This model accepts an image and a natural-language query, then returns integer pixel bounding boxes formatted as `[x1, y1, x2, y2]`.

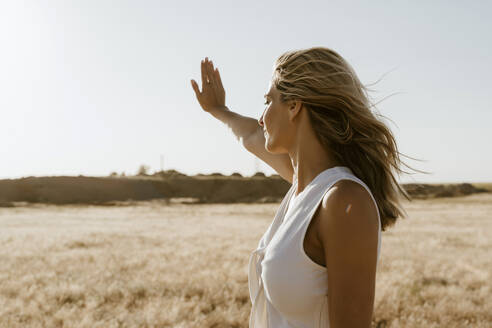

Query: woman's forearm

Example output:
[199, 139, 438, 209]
[209, 106, 260, 143]
[208, 105, 293, 182]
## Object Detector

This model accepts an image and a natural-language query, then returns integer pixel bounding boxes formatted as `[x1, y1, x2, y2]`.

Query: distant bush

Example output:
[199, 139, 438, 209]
[109, 172, 118, 177]
[230, 172, 243, 177]
[164, 169, 185, 176]
[137, 165, 150, 176]
[154, 169, 187, 178]
[253, 172, 266, 177]
[210, 172, 224, 176]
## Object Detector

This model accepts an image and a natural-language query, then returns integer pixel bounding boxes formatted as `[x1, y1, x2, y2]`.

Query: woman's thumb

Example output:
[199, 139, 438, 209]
[190, 79, 200, 96]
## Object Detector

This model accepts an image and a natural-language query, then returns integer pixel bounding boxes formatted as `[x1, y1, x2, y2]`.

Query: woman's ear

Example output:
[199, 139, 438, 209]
[288, 99, 303, 121]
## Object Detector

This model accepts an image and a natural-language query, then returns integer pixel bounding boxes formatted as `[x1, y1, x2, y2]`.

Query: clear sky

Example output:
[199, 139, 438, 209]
[1, 0, 490, 183]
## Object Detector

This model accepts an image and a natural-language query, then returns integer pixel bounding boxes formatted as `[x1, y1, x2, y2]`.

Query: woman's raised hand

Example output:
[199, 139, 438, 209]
[190, 57, 227, 113]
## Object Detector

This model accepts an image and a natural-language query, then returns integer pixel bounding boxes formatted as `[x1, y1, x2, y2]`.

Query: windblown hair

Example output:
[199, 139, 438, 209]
[272, 47, 424, 230]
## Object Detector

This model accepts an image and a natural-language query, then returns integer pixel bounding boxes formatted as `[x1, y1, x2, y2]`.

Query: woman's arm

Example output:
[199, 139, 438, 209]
[191, 58, 293, 183]
[241, 124, 293, 183]
[317, 180, 379, 328]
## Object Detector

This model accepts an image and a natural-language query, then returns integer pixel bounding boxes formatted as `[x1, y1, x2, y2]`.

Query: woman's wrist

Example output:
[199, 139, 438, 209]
[209, 105, 230, 119]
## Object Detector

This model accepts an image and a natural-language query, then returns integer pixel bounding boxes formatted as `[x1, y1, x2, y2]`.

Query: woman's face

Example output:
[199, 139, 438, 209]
[258, 82, 293, 153]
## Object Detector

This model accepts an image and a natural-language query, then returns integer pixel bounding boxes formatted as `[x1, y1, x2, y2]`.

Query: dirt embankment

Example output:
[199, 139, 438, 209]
[403, 183, 489, 199]
[0, 171, 489, 206]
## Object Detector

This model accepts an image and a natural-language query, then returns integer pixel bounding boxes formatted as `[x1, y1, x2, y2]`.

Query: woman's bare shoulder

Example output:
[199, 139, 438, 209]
[316, 179, 379, 247]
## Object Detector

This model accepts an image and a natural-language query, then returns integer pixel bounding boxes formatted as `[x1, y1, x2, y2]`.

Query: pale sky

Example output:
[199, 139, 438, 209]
[1, 0, 490, 183]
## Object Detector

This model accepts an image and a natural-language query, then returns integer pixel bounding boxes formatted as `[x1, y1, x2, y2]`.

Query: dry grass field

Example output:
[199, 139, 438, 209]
[0, 193, 491, 327]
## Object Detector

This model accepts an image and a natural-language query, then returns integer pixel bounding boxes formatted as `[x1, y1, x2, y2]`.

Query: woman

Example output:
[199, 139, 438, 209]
[191, 47, 414, 328]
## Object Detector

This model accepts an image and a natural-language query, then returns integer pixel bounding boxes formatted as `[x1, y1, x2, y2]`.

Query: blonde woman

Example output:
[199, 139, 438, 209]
[191, 47, 413, 328]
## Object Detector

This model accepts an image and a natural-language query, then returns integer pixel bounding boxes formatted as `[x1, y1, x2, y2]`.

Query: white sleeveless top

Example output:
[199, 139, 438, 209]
[248, 166, 382, 327]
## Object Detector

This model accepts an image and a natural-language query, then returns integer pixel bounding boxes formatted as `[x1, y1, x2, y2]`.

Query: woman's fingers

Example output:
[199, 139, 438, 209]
[195, 56, 222, 94]
[190, 79, 200, 97]
[208, 60, 216, 86]
[201, 58, 208, 90]
[215, 67, 223, 90]
[192, 57, 226, 112]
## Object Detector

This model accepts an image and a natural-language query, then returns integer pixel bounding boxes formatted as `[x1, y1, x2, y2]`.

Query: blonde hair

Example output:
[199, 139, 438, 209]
[272, 46, 425, 230]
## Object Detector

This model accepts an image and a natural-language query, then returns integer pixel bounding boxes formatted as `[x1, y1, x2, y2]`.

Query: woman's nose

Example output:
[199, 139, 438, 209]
[258, 109, 265, 126]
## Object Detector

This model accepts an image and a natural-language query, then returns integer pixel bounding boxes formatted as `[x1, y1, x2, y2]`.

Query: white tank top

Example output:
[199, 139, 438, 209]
[248, 166, 382, 327]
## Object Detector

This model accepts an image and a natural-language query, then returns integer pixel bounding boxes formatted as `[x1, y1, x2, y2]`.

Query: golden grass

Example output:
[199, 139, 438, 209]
[0, 195, 490, 327]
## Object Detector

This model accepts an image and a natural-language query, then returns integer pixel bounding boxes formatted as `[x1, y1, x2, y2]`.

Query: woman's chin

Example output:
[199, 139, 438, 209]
[265, 140, 280, 154]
